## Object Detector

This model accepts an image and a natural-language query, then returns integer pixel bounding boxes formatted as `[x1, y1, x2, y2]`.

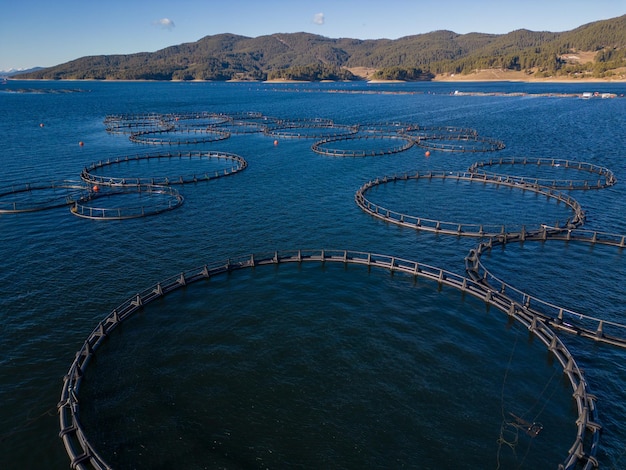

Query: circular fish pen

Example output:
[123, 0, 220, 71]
[104, 113, 168, 134]
[415, 134, 505, 153]
[163, 112, 231, 128]
[312, 134, 414, 157]
[226, 112, 278, 128]
[468, 157, 617, 190]
[0, 180, 90, 214]
[465, 228, 626, 347]
[355, 171, 585, 237]
[356, 122, 421, 134]
[265, 120, 358, 139]
[214, 120, 268, 134]
[104, 119, 173, 135]
[57, 250, 600, 470]
[400, 125, 479, 139]
[225, 111, 265, 120]
[70, 184, 183, 220]
[80, 151, 248, 186]
[129, 127, 231, 145]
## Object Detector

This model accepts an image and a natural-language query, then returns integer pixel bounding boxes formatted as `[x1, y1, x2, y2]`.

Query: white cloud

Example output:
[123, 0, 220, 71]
[154, 18, 175, 30]
[313, 13, 325, 26]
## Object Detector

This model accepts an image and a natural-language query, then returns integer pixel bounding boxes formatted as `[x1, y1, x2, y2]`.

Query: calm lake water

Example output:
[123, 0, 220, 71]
[1, 79, 625, 469]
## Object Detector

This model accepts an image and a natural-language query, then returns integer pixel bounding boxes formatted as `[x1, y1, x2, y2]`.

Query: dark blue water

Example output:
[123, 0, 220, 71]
[1, 79, 625, 469]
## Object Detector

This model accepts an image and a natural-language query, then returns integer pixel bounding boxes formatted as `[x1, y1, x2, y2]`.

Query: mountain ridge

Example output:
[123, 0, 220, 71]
[13, 15, 626, 81]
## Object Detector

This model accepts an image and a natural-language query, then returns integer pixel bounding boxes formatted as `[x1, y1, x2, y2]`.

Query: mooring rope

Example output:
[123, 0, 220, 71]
[0, 404, 57, 443]
[496, 324, 522, 469]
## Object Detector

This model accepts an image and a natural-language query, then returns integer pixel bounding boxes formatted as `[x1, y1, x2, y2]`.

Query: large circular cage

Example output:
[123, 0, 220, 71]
[312, 134, 415, 157]
[80, 151, 248, 186]
[57, 250, 601, 470]
[70, 184, 184, 220]
[355, 170, 586, 237]
[0, 180, 90, 214]
[468, 157, 617, 190]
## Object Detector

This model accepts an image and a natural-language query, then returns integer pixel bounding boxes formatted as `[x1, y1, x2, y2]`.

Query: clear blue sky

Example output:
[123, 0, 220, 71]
[1, 0, 624, 71]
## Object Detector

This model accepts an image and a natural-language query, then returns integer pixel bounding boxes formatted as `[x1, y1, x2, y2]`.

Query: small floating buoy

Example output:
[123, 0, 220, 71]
[92, 185, 99, 192]
[273, 140, 278, 146]
[79, 141, 84, 146]
[39, 123, 44, 128]
[425, 151, 431, 157]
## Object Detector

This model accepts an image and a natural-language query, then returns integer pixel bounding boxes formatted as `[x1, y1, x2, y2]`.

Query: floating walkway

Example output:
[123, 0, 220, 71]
[355, 171, 585, 237]
[58, 249, 600, 470]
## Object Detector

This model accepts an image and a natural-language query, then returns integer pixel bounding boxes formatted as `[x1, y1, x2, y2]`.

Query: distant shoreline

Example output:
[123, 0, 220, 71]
[432, 69, 626, 83]
[347, 66, 626, 83]
[5, 75, 626, 85]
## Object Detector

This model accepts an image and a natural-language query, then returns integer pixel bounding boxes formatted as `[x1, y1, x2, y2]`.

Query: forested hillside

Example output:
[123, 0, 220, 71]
[14, 15, 626, 81]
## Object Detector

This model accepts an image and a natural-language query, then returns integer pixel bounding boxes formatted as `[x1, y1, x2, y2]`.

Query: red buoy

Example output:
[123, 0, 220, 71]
[274, 140, 279, 146]
[425, 151, 431, 157]
[79, 141, 84, 146]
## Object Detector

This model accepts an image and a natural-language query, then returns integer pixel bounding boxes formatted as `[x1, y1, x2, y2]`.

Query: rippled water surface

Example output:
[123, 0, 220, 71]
[1, 80, 625, 469]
